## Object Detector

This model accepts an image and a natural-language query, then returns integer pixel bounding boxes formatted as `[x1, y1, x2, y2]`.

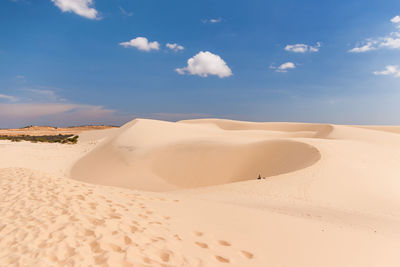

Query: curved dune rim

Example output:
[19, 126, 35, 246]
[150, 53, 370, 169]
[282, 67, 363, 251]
[178, 118, 334, 138]
[151, 139, 322, 189]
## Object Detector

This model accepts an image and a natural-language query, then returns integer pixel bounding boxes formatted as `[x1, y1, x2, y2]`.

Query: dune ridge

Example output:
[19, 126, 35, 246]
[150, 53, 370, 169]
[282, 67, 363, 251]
[180, 118, 334, 138]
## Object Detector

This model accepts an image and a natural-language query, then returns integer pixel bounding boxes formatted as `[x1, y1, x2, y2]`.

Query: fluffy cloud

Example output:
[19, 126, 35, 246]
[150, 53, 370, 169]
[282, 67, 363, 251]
[285, 42, 321, 53]
[350, 16, 400, 52]
[51, 0, 99, 19]
[391, 16, 400, 24]
[278, 62, 296, 72]
[272, 62, 296, 73]
[373, 65, 400, 78]
[175, 51, 232, 78]
[166, 43, 184, 52]
[348, 41, 376, 53]
[119, 37, 160, 52]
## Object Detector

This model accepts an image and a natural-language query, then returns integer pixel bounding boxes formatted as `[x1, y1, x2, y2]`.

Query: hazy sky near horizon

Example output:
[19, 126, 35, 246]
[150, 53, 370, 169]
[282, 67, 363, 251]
[1, 0, 400, 127]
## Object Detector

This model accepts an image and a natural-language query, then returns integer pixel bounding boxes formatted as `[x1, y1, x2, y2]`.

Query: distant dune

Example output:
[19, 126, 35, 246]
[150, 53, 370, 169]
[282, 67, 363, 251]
[0, 125, 117, 137]
[1, 118, 400, 266]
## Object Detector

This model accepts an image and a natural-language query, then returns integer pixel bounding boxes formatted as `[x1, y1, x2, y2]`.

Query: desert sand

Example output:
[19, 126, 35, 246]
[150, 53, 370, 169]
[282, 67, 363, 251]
[1, 118, 400, 266]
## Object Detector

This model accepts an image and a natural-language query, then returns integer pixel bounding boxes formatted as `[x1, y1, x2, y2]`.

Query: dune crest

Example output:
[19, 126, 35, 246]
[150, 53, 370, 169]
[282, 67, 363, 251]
[180, 118, 334, 138]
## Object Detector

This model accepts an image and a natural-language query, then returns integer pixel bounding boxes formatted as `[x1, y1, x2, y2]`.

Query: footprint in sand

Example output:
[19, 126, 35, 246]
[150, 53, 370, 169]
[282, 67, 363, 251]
[218, 240, 231, 246]
[159, 251, 171, 262]
[215, 255, 230, 263]
[241, 250, 254, 259]
[195, 241, 208, 249]
[173, 234, 182, 241]
[193, 231, 203, 237]
[124, 236, 132, 245]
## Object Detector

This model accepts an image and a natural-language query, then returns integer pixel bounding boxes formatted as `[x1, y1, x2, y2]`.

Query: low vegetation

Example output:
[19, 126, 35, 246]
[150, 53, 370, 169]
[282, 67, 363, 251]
[0, 134, 79, 144]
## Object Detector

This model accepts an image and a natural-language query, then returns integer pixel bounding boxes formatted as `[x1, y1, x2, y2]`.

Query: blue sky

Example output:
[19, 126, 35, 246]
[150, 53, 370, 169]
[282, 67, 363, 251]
[1, 0, 400, 127]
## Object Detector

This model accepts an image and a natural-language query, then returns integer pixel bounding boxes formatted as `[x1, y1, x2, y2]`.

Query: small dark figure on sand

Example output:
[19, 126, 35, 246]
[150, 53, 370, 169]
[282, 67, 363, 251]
[257, 174, 262, 180]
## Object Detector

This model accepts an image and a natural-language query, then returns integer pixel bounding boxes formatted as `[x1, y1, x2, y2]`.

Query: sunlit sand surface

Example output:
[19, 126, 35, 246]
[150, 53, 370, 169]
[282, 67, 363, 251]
[1, 118, 400, 266]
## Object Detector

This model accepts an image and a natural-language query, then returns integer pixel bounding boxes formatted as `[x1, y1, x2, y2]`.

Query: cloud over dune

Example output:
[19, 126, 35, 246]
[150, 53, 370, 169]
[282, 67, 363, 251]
[202, 18, 223, 24]
[271, 62, 296, 73]
[166, 43, 184, 52]
[176, 51, 232, 78]
[285, 43, 321, 53]
[119, 37, 160, 52]
[51, 0, 99, 19]
[349, 15, 400, 53]
[373, 65, 400, 78]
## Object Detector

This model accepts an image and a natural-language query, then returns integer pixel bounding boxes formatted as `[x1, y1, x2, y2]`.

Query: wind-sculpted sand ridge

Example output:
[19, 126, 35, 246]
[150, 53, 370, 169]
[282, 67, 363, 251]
[180, 119, 335, 138]
[71, 119, 322, 191]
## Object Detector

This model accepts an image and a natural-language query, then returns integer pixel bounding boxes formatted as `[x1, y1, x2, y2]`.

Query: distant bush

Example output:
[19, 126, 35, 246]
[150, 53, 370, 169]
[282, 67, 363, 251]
[0, 135, 79, 144]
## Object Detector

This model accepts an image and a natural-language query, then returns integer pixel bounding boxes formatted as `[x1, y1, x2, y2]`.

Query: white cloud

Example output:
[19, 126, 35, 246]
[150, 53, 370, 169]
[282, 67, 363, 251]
[202, 18, 223, 24]
[119, 37, 160, 52]
[348, 41, 376, 53]
[391, 16, 400, 24]
[210, 18, 222, 23]
[373, 65, 400, 77]
[275, 62, 296, 73]
[285, 42, 321, 53]
[350, 16, 400, 52]
[0, 94, 18, 102]
[379, 32, 400, 49]
[166, 43, 184, 52]
[51, 0, 99, 20]
[175, 51, 232, 78]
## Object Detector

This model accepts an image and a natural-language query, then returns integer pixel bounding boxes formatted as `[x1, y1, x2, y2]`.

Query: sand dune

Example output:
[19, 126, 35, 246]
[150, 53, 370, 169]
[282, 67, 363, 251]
[2, 118, 400, 266]
[71, 119, 322, 191]
[0, 125, 116, 137]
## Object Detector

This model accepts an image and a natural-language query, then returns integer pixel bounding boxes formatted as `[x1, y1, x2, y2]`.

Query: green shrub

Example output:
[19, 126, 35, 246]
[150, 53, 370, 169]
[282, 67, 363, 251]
[0, 134, 79, 144]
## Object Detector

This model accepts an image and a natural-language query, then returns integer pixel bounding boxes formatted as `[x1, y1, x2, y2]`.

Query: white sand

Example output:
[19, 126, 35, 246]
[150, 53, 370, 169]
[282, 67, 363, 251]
[1, 118, 400, 266]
